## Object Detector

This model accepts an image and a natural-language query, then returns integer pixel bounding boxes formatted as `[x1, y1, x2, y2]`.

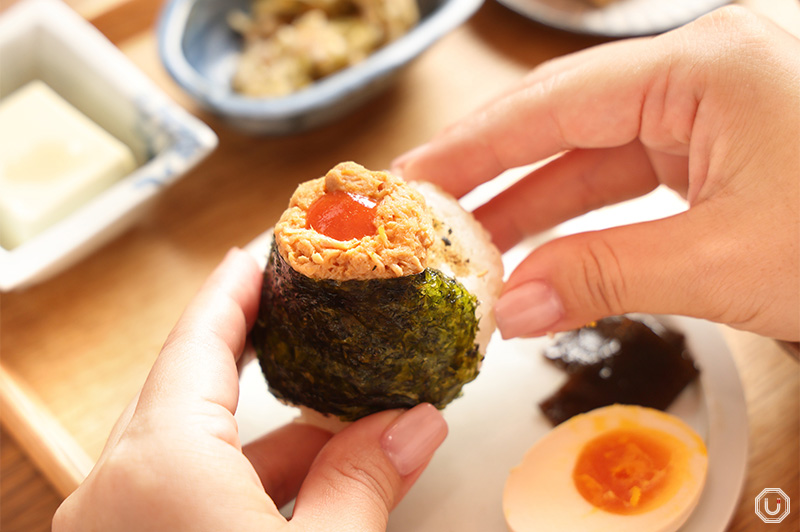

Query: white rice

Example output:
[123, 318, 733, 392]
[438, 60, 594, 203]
[412, 181, 504, 355]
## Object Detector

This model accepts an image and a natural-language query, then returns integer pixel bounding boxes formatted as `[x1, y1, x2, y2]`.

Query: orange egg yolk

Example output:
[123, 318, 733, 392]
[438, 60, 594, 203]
[573, 428, 671, 515]
[306, 190, 377, 241]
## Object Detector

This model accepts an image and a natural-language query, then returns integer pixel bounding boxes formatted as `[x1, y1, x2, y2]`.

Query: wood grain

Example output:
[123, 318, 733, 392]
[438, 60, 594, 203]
[1, 0, 798, 531]
[722, 329, 799, 532]
[0, 366, 93, 496]
[0, 427, 62, 532]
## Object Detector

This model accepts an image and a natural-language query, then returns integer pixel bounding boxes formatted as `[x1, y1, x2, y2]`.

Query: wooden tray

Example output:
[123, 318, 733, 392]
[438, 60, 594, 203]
[1, 1, 797, 531]
[0, 0, 594, 497]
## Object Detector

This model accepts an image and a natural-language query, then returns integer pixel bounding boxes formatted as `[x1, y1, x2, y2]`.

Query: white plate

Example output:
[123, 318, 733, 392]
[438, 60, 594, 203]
[237, 220, 748, 532]
[496, 0, 732, 36]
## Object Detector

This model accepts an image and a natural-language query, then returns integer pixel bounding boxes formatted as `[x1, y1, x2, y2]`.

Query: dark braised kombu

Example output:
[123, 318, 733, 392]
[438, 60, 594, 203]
[539, 316, 700, 425]
[252, 240, 481, 421]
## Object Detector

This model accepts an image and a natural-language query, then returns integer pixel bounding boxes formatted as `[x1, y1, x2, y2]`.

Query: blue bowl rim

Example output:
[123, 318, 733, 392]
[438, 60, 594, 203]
[157, 0, 484, 119]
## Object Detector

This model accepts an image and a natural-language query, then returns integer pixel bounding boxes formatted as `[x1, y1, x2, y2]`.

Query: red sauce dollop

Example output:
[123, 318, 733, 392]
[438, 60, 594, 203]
[306, 190, 377, 241]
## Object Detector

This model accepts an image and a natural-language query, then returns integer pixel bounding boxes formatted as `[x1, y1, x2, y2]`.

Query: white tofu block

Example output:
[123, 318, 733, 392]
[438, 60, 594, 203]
[0, 80, 136, 249]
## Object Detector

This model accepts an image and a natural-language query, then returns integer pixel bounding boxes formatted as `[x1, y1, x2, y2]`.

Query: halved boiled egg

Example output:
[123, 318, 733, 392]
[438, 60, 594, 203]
[503, 404, 708, 532]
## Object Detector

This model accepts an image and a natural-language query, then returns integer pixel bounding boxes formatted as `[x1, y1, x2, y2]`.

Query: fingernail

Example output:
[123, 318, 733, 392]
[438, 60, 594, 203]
[381, 403, 448, 476]
[495, 280, 564, 338]
[391, 143, 431, 176]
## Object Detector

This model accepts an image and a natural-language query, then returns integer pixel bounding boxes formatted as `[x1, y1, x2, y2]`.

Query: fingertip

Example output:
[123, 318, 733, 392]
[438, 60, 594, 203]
[380, 403, 448, 477]
[291, 404, 447, 529]
[220, 246, 261, 280]
[208, 247, 263, 328]
[494, 280, 564, 339]
[391, 143, 432, 179]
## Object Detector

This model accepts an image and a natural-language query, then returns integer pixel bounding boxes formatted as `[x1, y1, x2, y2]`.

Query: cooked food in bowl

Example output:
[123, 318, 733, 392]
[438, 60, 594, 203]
[251, 162, 503, 426]
[229, 0, 419, 96]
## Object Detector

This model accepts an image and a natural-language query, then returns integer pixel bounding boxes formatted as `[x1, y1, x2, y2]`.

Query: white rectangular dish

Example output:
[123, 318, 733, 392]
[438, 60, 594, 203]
[0, 0, 218, 291]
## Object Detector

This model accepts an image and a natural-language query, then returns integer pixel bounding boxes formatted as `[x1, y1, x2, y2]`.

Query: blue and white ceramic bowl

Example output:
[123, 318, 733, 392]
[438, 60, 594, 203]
[0, 0, 218, 291]
[157, 0, 484, 135]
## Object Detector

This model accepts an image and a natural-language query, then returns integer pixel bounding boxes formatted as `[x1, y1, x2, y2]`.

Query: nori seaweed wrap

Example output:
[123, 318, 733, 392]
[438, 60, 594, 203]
[252, 162, 503, 423]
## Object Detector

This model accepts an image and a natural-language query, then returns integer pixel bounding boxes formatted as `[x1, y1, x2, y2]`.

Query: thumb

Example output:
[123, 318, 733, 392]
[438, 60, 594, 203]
[495, 210, 731, 337]
[290, 403, 448, 532]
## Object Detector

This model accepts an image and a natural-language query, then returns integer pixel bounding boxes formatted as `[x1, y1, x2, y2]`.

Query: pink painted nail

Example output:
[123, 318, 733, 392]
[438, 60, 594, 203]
[494, 280, 564, 338]
[380, 403, 448, 476]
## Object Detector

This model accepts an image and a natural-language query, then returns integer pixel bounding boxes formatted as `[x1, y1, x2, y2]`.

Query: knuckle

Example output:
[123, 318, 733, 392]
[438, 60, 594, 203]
[98, 446, 146, 492]
[694, 263, 769, 331]
[711, 5, 765, 31]
[51, 497, 76, 532]
[327, 456, 397, 512]
[689, 5, 759, 37]
[572, 237, 628, 316]
[685, 6, 775, 63]
[51, 448, 144, 530]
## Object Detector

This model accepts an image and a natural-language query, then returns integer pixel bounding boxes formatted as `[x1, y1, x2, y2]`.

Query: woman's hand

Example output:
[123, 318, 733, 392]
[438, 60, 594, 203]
[53, 248, 447, 531]
[394, 6, 800, 341]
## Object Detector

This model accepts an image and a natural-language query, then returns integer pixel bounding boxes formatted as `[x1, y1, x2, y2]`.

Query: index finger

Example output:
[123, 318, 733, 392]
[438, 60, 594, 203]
[137, 248, 263, 417]
[393, 36, 667, 197]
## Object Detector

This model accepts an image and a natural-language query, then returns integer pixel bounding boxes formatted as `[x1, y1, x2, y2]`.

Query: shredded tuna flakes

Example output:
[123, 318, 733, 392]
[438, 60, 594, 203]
[275, 162, 435, 280]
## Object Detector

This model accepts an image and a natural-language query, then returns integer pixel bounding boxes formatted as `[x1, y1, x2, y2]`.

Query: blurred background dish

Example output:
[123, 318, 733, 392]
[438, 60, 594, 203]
[156, 0, 484, 134]
[0, 0, 218, 291]
[495, 0, 731, 36]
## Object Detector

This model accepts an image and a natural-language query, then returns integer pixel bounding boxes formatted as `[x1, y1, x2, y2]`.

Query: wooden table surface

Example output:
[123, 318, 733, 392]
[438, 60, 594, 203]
[1, 0, 798, 530]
